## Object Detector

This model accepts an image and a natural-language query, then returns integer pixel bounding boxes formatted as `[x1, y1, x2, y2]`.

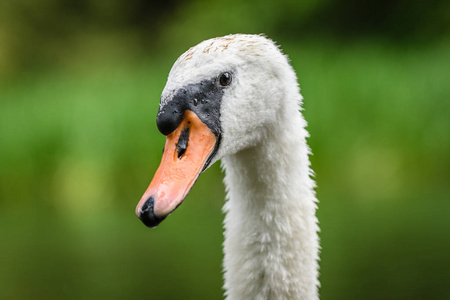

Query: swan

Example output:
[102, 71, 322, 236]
[136, 34, 319, 300]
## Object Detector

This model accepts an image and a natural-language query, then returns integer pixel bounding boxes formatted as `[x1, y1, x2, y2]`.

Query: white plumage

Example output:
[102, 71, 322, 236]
[161, 34, 320, 299]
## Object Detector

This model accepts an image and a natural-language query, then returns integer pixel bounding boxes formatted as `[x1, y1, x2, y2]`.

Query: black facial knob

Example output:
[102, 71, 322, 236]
[156, 100, 185, 136]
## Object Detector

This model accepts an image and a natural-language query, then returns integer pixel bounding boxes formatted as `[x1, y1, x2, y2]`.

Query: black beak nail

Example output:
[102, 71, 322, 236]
[137, 196, 166, 228]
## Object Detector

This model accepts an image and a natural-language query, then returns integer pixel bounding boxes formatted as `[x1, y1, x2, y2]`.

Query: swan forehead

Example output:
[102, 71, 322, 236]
[162, 34, 278, 100]
[176, 34, 275, 67]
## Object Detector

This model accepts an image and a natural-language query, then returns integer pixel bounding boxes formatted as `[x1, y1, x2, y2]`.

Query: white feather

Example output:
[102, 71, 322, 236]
[164, 34, 319, 300]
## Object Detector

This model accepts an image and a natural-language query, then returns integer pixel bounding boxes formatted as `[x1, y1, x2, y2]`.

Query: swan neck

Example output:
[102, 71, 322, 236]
[221, 121, 319, 300]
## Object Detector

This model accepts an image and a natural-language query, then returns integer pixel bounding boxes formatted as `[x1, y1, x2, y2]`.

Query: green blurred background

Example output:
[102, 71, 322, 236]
[1, 0, 449, 299]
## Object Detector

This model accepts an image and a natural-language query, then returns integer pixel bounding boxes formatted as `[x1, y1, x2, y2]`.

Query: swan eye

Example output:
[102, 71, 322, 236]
[219, 72, 232, 86]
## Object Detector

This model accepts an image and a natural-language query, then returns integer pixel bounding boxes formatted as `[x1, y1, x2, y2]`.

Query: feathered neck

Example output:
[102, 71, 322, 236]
[220, 91, 319, 300]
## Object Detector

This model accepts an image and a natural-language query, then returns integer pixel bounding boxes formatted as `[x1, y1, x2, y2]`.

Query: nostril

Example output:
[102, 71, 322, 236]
[176, 127, 190, 159]
[138, 196, 166, 228]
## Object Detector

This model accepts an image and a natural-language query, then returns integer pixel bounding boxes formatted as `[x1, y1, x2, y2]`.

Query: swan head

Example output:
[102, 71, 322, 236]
[136, 34, 298, 227]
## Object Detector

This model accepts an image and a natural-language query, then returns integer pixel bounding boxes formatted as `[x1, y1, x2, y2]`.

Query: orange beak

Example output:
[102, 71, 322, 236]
[136, 110, 217, 227]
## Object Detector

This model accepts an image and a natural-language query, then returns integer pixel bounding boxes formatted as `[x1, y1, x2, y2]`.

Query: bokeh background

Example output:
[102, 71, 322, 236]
[1, 0, 449, 299]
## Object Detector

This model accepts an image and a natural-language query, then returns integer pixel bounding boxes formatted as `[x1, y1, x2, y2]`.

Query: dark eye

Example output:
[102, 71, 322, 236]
[219, 72, 232, 86]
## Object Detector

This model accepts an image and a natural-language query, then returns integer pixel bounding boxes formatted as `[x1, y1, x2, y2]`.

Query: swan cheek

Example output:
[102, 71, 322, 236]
[135, 110, 217, 228]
